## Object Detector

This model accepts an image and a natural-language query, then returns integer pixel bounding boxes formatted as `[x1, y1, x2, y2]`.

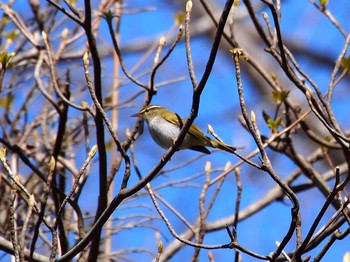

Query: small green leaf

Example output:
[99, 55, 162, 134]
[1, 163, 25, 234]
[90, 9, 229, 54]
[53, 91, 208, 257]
[272, 90, 290, 105]
[0, 93, 14, 108]
[102, 10, 115, 22]
[320, 136, 332, 152]
[0, 147, 6, 160]
[341, 56, 350, 73]
[1, 17, 8, 28]
[3, 31, 17, 41]
[262, 110, 271, 124]
[275, 117, 283, 127]
[319, 0, 329, 6]
[67, 0, 77, 5]
[174, 12, 185, 25]
[0, 52, 16, 69]
[229, 48, 248, 61]
[267, 117, 284, 133]
[103, 95, 112, 104]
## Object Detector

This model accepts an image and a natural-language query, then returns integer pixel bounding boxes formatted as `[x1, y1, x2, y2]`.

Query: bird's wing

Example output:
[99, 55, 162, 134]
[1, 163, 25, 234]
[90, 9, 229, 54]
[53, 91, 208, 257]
[162, 112, 207, 139]
[161, 111, 185, 127]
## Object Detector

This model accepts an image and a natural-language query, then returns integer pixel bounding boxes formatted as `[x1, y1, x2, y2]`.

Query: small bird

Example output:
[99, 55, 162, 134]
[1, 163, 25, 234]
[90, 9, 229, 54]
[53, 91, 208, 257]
[132, 105, 236, 154]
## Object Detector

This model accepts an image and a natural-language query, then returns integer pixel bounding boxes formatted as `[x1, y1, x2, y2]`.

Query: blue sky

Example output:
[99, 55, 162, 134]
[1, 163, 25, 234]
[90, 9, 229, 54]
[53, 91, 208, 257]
[1, 0, 350, 261]
[88, 1, 350, 261]
[115, 1, 350, 261]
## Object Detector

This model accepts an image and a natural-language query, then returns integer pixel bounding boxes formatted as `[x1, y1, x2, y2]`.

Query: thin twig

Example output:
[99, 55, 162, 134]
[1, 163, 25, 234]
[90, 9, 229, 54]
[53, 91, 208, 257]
[185, 0, 198, 89]
[310, 0, 347, 38]
[232, 47, 300, 260]
[30, 157, 56, 260]
[46, 0, 83, 25]
[42, 31, 88, 112]
[105, 15, 149, 90]
[54, 145, 97, 228]
[83, 53, 131, 189]
[233, 167, 242, 260]
[9, 188, 20, 262]
[294, 164, 350, 258]
[146, 183, 268, 259]
[19, 195, 35, 261]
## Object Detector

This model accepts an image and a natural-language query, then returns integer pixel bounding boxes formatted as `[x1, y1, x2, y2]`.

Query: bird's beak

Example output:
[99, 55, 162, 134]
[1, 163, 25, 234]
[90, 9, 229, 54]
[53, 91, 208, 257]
[131, 112, 140, 117]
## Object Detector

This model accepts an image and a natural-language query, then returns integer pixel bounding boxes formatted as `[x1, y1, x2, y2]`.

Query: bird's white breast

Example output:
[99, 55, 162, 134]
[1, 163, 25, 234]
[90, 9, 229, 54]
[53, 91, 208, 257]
[146, 115, 181, 149]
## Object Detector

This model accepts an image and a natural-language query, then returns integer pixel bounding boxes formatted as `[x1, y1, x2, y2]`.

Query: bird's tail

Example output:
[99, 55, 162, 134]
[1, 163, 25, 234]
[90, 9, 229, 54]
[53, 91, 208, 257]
[209, 139, 236, 154]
